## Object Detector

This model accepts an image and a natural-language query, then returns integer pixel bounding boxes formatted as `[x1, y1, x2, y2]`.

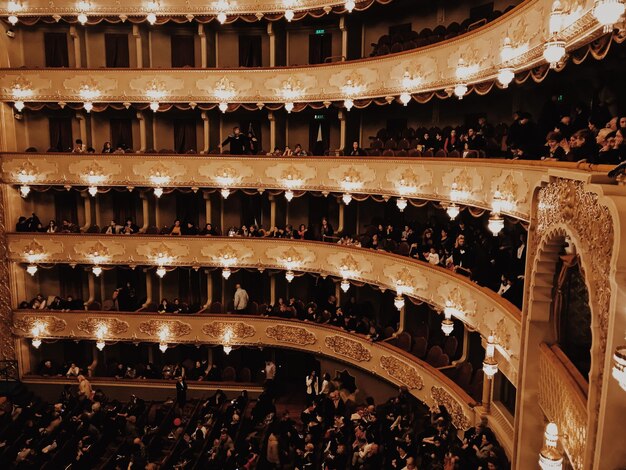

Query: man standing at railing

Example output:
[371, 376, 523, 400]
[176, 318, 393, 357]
[234, 284, 249, 314]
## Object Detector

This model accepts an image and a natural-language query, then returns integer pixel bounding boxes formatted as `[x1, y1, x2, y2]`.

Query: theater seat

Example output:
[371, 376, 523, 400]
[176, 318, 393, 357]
[222, 366, 237, 381]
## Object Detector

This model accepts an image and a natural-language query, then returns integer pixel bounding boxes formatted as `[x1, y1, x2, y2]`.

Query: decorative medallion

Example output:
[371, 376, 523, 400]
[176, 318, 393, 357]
[266, 324, 316, 345]
[13, 315, 67, 335]
[77, 317, 129, 336]
[202, 321, 255, 340]
[380, 356, 424, 390]
[138, 320, 191, 338]
[324, 335, 371, 362]
[430, 386, 472, 430]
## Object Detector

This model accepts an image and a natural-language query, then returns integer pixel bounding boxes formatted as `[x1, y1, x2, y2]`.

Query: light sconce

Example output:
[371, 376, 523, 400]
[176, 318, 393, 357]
[149, 102, 159, 112]
[285, 270, 295, 283]
[543, 40, 566, 69]
[345, 0, 356, 12]
[612, 343, 626, 391]
[221, 188, 231, 199]
[8, 14, 18, 25]
[146, 81, 166, 111]
[32, 337, 42, 348]
[445, 203, 460, 220]
[88, 186, 98, 197]
[482, 334, 499, 378]
[342, 193, 352, 205]
[218, 102, 228, 113]
[285, 189, 294, 202]
[217, 11, 227, 23]
[343, 98, 354, 111]
[500, 37, 514, 62]
[12, 79, 33, 111]
[399, 92, 411, 106]
[284, 9, 295, 21]
[549, 0, 564, 35]
[145, 0, 159, 24]
[223, 345, 233, 354]
[7, 0, 23, 25]
[77, 12, 88, 25]
[441, 315, 454, 336]
[538, 422, 563, 469]
[593, 0, 625, 32]
[222, 327, 234, 354]
[79, 84, 101, 101]
[14, 100, 25, 112]
[76, 0, 90, 25]
[401, 70, 422, 89]
[154, 187, 164, 198]
[19, 185, 31, 198]
[340, 279, 350, 293]
[488, 213, 504, 236]
[284, 102, 295, 113]
[158, 325, 170, 352]
[396, 197, 408, 212]
[497, 68, 515, 88]
[95, 324, 108, 351]
[96, 340, 106, 351]
[92, 265, 103, 277]
[26, 264, 38, 276]
[83, 102, 93, 113]
[394, 295, 405, 311]
[147, 12, 157, 24]
[156, 266, 167, 278]
[159, 341, 168, 352]
[222, 267, 231, 279]
[441, 300, 460, 336]
[31, 322, 45, 349]
[454, 84, 468, 100]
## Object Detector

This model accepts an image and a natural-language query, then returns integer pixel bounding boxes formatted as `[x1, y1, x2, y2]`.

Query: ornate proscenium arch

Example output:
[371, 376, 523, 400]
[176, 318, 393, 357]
[517, 177, 615, 470]
[5, 235, 522, 379]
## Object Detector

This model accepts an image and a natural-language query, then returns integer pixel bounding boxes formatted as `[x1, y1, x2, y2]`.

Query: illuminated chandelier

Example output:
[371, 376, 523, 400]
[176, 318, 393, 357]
[593, 0, 625, 32]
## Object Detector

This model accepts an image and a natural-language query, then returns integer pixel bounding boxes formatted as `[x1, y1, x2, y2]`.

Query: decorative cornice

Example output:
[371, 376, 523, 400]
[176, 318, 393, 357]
[324, 335, 372, 362]
[380, 355, 424, 390]
[266, 324, 317, 345]
[202, 321, 256, 340]
[138, 319, 191, 337]
[76, 317, 129, 335]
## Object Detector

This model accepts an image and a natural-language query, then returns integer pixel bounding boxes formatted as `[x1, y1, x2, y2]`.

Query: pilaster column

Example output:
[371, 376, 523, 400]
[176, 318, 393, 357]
[201, 112, 210, 153]
[133, 24, 143, 68]
[482, 374, 494, 413]
[198, 24, 207, 68]
[140, 191, 150, 232]
[143, 270, 153, 308]
[269, 195, 276, 228]
[70, 26, 81, 67]
[85, 271, 95, 307]
[337, 201, 345, 233]
[338, 110, 346, 151]
[204, 271, 213, 309]
[137, 112, 147, 152]
[268, 22, 275, 67]
[76, 113, 87, 144]
[339, 16, 347, 59]
[94, 190, 101, 228]
[270, 275, 276, 305]
[154, 197, 161, 229]
[268, 112, 276, 153]
[203, 190, 212, 223]
[81, 192, 92, 231]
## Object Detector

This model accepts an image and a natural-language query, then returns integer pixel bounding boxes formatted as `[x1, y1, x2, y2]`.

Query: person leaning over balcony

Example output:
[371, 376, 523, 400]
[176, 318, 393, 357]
[350, 141, 367, 156]
[169, 219, 182, 236]
[234, 284, 249, 313]
[122, 218, 139, 235]
[219, 126, 248, 155]
[293, 144, 307, 156]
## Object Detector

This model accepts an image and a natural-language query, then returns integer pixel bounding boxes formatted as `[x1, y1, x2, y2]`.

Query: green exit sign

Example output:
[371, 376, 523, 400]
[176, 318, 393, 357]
[315, 29, 326, 35]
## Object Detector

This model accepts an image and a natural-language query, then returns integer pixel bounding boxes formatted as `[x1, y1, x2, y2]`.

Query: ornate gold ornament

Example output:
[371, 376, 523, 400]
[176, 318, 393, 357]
[202, 321, 255, 340]
[77, 317, 129, 336]
[380, 356, 424, 390]
[13, 315, 67, 335]
[324, 335, 372, 362]
[138, 319, 191, 338]
[266, 324, 316, 345]
[430, 386, 472, 430]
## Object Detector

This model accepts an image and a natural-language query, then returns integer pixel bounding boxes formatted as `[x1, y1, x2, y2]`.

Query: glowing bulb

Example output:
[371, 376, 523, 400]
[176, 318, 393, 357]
[83, 101, 93, 113]
[394, 295, 405, 311]
[154, 187, 163, 198]
[32, 337, 41, 349]
[96, 340, 105, 351]
[159, 341, 168, 352]
[217, 11, 227, 23]
[497, 68, 515, 88]
[285, 189, 294, 202]
[482, 335, 498, 377]
[399, 92, 411, 106]
[88, 186, 98, 197]
[543, 40, 566, 69]
[19, 185, 30, 198]
[593, 0, 625, 32]
[285, 270, 295, 283]
[501, 37, 514, 62]
[284, 102, 294, 113]
[396, 197, 408, 212]
[454, 84, 468, 100]
[218, 102, 228, 113]
[147, 12, 157, 24]
[77, 12, 88, 25]
[342, 193, 352, 205]
[446, 203, 460, 220]
[441, 317, 454, 336]
[340, 279, 350, 293]
[221, 188, 230, 199]
[488, 213, 504, 236]
[26, 264, 37, 276]
[549, 0, 564, 35]
[7, 0, 22, 13]
[14, 100, 25, 112]
[345, 0, 355, 11]
[284, 9, 294, 21]
[92, 265, 102, 277]
[149, 101, 159, 112]
[222, 267, 231, 279]
[539, 422, 563, 469]
[8, 14, 18, 25]
[344, 98, 354, 111]
[223, 345, 232, 355]
[156, 266, 167, 278]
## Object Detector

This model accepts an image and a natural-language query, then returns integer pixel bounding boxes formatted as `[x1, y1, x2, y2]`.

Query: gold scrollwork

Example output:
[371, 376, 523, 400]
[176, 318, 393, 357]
[138, 320, 191, 338]
[77, 317, 129, 336]
[266, 324, 316, 345]
[380, 356, 424, 390]
[431, 386, 472, 430]
[202, 321, 255, 340]
[324, 335, 372, 362]
[13, 315, 67, 335]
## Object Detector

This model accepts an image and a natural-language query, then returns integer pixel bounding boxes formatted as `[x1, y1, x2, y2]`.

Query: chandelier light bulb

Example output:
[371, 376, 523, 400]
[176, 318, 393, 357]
[340, 279, 350, 293]
[543, 40, 566, 69]
[344, 98, 354, 111]
[500, 37, 514, 62]
[83, 101, 93, 113]
[394, 295, 405, 311]
[221, 188, 230, 199]
[593, 0, 625, 31]
[96, 340, 105, 351]
[217, 11, 227, 24]
[92, 265, 102, 277]
[88, 185, 98, 197]
[488, 213, 505, 236]
[26, 264, 38, 276]
[8, 14, 18, 25]
[497, 68, 515, 88]
[345, 0, 356, 11]
[159, 341, 168, 353]
[446, 203, 460, 220]
[146, 12, 157, 24]
[454, 84, 468, 100]
[549, 0, 564, 35]
[284, 9, 294, 21]
[342, 193, 352, 205]
[539, 422, 563, 469]
[218, 102, 228, 113]
[441, 317, 454, 336]
[32, 337, 42, 349]
[19, 184, 30, 198]
[284, 102, 294, 113]
[285, 189, 294, 202]
[14, 100, 25, 112]
[154, 187, 164, 198]
[612, 345, 626, 391]
[396, 197, 408, 212]
[482, 335, 499, 377]
[285, 270, 295, 283]
[77, 12, 88, 25]
[156, 266, 167, 278]
[399, 92, 411, 106]
[223, 345, 232, 355]
[222, 267, 231, 279]
[149, 101, 160, 112]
